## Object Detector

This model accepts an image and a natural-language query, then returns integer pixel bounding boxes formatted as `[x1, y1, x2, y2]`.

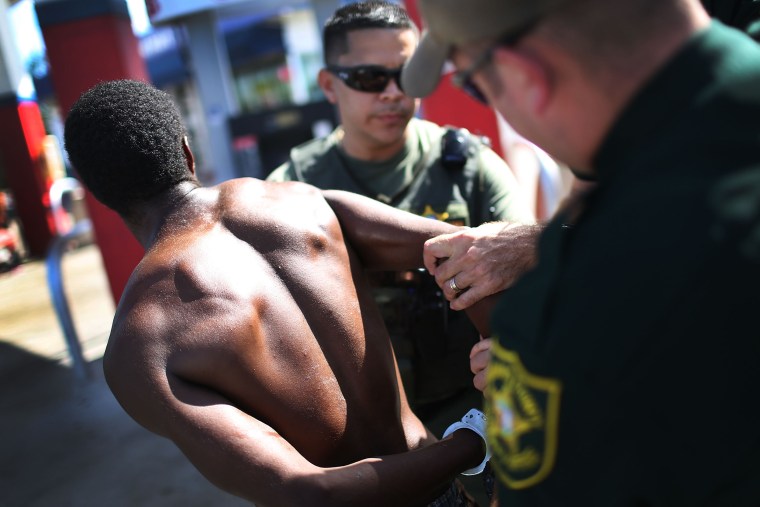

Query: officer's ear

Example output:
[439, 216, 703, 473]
[318, 68, 339, 105]
[492, 46, 551, 116]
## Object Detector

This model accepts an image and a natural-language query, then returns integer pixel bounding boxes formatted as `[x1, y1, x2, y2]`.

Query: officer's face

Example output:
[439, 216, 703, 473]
[321, 28, 419, 158]
[450, 42, 554, 168]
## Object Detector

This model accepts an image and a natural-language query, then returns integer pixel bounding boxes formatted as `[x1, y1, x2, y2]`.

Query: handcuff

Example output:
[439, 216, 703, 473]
[442, 408, 491, 475]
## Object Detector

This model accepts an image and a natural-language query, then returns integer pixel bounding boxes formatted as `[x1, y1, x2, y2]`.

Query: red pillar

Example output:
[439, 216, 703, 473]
[0, 97, 56, 256]
[36, 0, 148, 303]
[403, 0, 504, 157]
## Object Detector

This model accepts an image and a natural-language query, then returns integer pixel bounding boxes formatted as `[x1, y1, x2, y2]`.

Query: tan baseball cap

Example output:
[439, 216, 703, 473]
[401, 0, 564, 98]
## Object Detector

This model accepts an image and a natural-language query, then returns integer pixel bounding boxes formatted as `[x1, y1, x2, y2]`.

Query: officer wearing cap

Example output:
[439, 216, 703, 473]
[267, 0, 533, 442]
[403, 0, 760, 504]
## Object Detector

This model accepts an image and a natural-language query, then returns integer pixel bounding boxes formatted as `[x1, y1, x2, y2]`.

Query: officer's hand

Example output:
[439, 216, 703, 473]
[470, 338, 492, 392]
[424, 222, 541, 310]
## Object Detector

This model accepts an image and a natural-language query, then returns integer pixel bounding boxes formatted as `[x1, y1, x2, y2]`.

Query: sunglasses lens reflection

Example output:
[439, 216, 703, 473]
[354, 69, 390, 92]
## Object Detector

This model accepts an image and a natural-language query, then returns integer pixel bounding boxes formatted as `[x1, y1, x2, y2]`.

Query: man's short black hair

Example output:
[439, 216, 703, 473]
[64, 79, 195, 217]
[323, 1, 418, 65]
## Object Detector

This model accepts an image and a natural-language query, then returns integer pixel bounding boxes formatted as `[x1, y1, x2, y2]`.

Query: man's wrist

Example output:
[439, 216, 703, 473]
[442, 409, 491, 475]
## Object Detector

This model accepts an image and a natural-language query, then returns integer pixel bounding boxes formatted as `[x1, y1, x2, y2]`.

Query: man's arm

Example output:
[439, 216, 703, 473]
[323, 190, 540, 315]
[322, 189, 458, 271]
[322, 189, 497, 335]
[114, 366, 485, 507]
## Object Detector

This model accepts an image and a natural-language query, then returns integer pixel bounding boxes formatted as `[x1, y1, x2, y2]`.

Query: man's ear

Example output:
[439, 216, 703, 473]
[182, 136, 195, 175]
[492, 46, 551, 116]
[318, 68, 339, 105]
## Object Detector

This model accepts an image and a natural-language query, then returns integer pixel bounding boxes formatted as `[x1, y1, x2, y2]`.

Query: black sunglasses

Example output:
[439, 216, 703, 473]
[326, 65, 403, 93]
[450, 47, 494, 105]
[451, 20, 540, 105]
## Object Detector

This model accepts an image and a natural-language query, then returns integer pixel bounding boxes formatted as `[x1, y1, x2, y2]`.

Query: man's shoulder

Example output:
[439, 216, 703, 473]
[103, 264, 177, 402]
[226, 175, 318, 196]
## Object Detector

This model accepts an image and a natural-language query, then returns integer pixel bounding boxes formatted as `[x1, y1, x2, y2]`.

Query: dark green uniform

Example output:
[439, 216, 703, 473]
[486, 22, 760, 505]
[702, 0, 760, 39]
[268, 117, 531, 433]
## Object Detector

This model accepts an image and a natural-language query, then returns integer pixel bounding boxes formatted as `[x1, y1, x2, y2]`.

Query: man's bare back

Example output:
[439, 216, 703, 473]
[106, 179, 429, 466]
[64, 80, 491, 506]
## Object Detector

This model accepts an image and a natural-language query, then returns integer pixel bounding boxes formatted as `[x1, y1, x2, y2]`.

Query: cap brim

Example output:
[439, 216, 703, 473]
[401, 31, 449, 98]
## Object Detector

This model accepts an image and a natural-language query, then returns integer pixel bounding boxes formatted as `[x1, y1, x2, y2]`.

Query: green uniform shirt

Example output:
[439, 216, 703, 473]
[487, 21, 760, 505]
[267, 117, 532, 225]
[268, 117, 531, 421]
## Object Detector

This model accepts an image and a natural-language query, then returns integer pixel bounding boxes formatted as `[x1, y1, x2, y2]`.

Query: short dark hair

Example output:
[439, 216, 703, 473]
[64, 79, 195, 216]
[323, 1, 418, 65]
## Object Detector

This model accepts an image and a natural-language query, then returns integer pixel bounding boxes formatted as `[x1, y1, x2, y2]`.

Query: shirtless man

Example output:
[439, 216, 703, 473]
[63, 80, 493, 506]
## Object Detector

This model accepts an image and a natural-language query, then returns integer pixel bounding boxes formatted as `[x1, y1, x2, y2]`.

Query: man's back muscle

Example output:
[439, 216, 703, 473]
[104, 179, 424, 468]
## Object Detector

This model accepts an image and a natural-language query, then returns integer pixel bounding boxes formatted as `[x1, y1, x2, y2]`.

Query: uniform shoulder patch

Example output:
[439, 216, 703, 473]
[485, 340, 562, 489]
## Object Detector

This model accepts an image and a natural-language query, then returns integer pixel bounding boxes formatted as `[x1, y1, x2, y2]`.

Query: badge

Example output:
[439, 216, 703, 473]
[485, 341, 562, 489]
[421, 204, 449, 221]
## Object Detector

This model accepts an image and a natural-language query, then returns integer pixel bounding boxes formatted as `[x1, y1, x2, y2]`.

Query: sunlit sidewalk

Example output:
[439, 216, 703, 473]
[0, 244, 113, 367]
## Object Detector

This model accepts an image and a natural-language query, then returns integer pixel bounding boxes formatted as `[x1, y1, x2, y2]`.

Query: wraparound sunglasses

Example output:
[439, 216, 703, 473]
[451, 19, 541, 105]
[326, 65, 403, 93]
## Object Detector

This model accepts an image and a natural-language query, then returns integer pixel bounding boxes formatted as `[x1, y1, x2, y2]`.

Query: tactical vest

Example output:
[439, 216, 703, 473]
[282, 122, 494, 408]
